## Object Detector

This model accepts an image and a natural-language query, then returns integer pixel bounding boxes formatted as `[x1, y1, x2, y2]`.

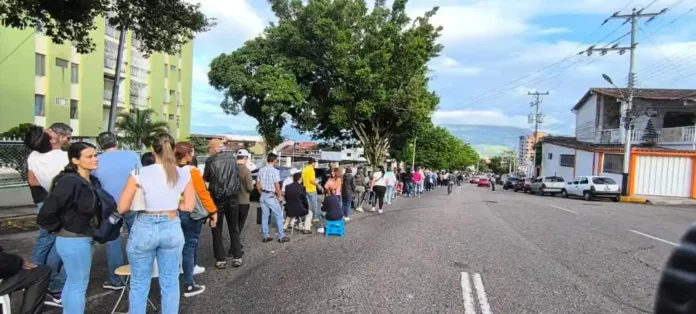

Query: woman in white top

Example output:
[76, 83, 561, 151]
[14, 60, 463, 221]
[384, 166, 397, 205]
[370, 166, 387, 213]
[117, 133, 195, 314]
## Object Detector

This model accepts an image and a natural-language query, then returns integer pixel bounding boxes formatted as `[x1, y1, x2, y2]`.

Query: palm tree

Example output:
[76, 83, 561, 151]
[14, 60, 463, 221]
[115, 108, 169, 150]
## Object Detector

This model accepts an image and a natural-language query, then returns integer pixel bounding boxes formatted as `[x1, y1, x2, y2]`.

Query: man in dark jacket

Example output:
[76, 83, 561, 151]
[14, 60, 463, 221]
[0, 245, 51, 314]
[203, 139, 240, 269]
[284, 172, 311, 234]
[341, 168, 357, 221]
[322, 194, 344, 221]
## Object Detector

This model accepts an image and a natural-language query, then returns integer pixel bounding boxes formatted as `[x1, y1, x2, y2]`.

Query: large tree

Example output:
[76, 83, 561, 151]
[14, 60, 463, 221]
[209, 0, 442, 165]
[396, 125, 479, 170]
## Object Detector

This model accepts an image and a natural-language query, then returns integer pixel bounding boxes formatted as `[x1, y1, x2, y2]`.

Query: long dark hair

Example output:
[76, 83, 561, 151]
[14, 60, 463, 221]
[64, 142, 96, 173]
[23, 126, 52, 153]
[152, 133, 178, 186]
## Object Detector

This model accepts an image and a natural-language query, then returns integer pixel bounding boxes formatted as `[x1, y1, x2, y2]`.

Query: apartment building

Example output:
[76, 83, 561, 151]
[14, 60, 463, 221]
[0, 17, 193, 139]
[517, 132, 547, 168]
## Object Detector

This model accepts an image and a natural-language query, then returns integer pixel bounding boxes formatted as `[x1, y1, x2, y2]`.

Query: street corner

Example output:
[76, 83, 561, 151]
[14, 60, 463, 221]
[620, 196, 648, 204]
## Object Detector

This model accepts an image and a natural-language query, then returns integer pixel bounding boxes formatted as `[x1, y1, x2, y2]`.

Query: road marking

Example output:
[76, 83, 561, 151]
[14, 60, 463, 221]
[548, 205, 578, 215]
[629, 230, 678, 246]
[473, 273, 493, 314]
[461, 272, 476, 314]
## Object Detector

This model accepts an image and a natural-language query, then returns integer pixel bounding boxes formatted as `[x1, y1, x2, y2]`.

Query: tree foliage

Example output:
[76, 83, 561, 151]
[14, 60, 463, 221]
[641, 119, 658, 146]
[396, 125, 478, 170]
[209, 0, 442, 165]
[1, 0, 214, 54]
[1, 123, 35, 139]
[115, 108, 168, 150]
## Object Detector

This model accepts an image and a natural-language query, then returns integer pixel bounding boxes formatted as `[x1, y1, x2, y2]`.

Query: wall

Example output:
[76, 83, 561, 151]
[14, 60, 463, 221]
[634, 155, 693, 197]
[0, 28, 35, 133]
[79, 18, 106, 137]
[540, 143, 575, 182]
[575, 150, 595, 177]
[575, 93, 597, 142]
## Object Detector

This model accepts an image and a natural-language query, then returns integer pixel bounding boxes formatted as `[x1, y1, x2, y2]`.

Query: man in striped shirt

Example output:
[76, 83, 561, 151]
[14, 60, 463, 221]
[256, 153, 290, 243]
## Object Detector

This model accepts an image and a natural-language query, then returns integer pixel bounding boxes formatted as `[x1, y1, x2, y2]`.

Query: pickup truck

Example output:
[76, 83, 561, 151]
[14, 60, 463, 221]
[530, 176, 566, 196]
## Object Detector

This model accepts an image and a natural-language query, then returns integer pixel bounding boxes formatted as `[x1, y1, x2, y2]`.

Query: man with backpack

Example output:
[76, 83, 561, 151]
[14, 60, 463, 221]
[203, 139, 241, 269]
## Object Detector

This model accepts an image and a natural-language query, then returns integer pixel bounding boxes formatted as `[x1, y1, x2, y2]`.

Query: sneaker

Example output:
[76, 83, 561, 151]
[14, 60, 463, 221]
[317, 227, 325, 234]
[312, 218, 320, 223]
[355, 207, 364, 212]
[183, 284, 206, 297]
[215, 261, 227, 269]
[102, 281, 125, 291]
[344, 217, 351, 221]
[278, 237, 290, 243]
[44, 292, 62, 308]
[262, 237, 274, 243]
[232, 259, 243, 267]
[370, 207, 376, 212]
[194, 265, 206, 275]
[301, 229, 313, 235]
[378, 209, 383, 214]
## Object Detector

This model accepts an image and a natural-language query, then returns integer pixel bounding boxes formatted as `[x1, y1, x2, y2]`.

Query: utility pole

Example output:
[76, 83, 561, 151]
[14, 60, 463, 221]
[411, 137, 417, 170]
[107, 27, 127, 133]
[528, 91, 548, 177]
[579, 7, 666, 196]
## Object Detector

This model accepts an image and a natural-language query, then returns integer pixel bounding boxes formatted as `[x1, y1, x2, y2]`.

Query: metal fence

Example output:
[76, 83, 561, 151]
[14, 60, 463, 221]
[0, 138, 212, 189]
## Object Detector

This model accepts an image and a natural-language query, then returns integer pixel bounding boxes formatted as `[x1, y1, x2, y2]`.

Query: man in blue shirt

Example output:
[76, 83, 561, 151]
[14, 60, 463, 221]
[92, 132, 141, 290]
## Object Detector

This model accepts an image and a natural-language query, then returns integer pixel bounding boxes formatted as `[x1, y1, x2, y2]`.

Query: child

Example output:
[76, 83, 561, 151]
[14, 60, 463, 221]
[140, 152, 155, 166]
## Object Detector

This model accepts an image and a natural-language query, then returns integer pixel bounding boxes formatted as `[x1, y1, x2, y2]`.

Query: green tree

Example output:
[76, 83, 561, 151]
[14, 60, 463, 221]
[115, 108, 168, 150]
[641, 119, 658, 146]
[400, 125, 478, 170]
[209, 0, 442, 166]
[1, 0, 214, 54]
[487, 156, 506, 175]
[1, 123, 35, 139]
[188, 136, 210, 154]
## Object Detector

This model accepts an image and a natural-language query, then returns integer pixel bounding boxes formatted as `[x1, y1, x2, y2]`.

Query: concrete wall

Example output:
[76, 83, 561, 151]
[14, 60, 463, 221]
[575, 150, 595, 177]
[541, 143, 575, 182]
[575, 93, 597, 142]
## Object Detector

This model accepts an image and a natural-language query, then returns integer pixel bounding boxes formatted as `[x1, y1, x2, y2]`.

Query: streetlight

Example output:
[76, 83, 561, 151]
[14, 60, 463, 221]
[603, 73, 632, 196]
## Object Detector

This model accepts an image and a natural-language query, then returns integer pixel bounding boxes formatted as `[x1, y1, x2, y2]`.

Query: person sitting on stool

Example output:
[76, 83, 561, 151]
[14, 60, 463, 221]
[322, 191, 344, 222]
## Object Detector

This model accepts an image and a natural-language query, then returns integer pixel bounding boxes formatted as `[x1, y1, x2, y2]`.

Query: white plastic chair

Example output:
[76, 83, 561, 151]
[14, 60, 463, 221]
[0, 294, 10, 314]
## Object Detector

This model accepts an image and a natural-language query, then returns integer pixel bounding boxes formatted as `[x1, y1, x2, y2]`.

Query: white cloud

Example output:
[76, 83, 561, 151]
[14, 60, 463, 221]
[430, 55, 483, 76]
[192, 65, 209, 84]
[189, 0, 265, 40]
[537, 27, 572, 36]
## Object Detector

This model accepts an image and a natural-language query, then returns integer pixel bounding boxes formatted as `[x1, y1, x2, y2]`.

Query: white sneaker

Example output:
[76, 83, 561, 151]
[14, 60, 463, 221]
[194, 265, 205, 275]
[355, 207, 364, 212]
[370, 207, 376, 212]
[344, 217, 351, 221]
[378, 209, 383, 214]
[318, 227, 325, 234]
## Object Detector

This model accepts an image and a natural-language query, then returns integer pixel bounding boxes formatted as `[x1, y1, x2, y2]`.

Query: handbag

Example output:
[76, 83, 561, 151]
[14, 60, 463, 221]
[131, 168, 147, 211]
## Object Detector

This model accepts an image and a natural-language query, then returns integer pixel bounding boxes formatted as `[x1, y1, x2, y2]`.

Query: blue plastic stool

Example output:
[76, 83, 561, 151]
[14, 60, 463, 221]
[325, 220, 345, 237]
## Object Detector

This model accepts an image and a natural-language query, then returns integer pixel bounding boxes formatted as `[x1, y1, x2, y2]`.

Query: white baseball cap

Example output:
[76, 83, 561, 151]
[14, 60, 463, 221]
[237, 149, 251, 157]
[290, 168, 300, 175]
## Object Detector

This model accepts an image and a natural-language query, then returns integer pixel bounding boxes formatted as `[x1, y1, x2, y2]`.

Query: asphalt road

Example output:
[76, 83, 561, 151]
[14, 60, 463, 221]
[1, 184, 694, 313]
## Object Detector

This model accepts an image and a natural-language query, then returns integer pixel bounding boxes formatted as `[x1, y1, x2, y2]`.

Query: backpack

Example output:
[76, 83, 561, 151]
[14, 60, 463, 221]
[182, 165, 210, 221]
[64, 173, 122, 244]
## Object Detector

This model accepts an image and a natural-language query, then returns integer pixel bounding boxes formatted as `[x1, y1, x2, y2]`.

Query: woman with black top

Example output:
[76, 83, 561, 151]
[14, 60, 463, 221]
[37, 142, 109, 314]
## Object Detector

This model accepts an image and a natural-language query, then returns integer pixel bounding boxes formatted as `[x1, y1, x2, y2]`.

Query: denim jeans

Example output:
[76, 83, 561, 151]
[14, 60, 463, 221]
[260, 193, 285, 239]
[342, 196, 354, 218]
[180, 212, 204, 286]
[406, 183, 414, 196]
[306, 192, 319, 218]
[55, 236, 93, 314]
[105, 212, 135, 286]
[127, 214, 185, 314]
[32, 203, 65, 293]
[385, 185, 395, 203]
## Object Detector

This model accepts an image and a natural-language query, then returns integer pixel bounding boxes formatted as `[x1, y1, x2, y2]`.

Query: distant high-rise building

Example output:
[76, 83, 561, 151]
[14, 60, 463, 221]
[517, 132, 547, 170]
[0, 17, 193, 139]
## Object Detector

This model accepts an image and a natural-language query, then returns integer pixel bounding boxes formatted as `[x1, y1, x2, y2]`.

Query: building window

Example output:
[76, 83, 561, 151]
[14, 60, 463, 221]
[178, 69, 181, 82]
[175, 115, 180, 127]
[169, 90, 175, 102]
[163, 88, 168, 103]
[34, 94, 45, 116]
[170, 65, 176, 72]
[602, 154, 624, 174]
[71, 63, 79, 84]
[164, 63, 168, 78]
[560, 154, 574, 167]
[70, 100, 78, 119]
[547, 153, 553, 160]
[55, 58, 68, 68]
[168, 114, 175, 121]
[35, 53, 46, 77]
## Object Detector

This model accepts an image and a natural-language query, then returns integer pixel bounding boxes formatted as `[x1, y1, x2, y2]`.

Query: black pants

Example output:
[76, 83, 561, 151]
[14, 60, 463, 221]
[491, 182, 496, 191]
[0, 265, 50, 314]
[373, 186, 387, 209]
[212, 198, 249, 261]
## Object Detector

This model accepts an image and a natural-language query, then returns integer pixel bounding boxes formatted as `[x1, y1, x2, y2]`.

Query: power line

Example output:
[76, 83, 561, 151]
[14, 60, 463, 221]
[0, 31, 34, 67]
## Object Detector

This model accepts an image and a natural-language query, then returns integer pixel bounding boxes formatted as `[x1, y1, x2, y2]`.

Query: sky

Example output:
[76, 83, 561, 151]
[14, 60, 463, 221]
[185, 0, 696, 140]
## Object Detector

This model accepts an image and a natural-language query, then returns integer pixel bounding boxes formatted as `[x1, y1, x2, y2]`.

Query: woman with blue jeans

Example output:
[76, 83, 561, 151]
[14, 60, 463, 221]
[117, 133, 195, 314]
[37, 142, 106, 313]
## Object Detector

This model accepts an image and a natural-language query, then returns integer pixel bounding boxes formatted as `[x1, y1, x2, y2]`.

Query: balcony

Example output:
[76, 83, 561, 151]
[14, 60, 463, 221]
[599, 126, 696, 145]
[103, 89, 125, 106]
[105, 26, 120, 39]
[130, 95, 147, 107]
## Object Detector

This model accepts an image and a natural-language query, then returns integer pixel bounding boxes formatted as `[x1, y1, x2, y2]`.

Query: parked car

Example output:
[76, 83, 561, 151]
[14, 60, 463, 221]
[514, 178, 533, 193]
[470, 177, 479, 184]
[477, 176, 490, 187]
[250, 166, 294, 201]
[530, 176, 566, 196]
[503, 177, 520, 190]
[561, 176, 621, 202]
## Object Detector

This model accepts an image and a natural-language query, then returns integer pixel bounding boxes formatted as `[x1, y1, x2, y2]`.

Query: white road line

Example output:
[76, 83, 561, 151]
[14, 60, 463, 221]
[629, 230, 678, 246]
[548, 205, 578, 215]
[473, 273, 493, 314]
[461, 272, 476, 314]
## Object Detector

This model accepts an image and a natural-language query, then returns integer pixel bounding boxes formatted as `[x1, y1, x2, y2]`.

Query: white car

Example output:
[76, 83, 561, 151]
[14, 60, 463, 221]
[530, 176, 566, 196]
[561, 176, 621, 202]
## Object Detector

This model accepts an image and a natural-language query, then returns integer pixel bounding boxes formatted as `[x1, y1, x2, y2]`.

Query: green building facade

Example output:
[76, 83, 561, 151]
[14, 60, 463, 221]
[0, 17, 193, 140]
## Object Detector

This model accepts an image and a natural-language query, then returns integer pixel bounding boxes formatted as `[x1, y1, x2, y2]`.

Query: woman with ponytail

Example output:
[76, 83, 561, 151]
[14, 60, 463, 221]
[37, 142, 103, 313]
[116, 133, 195, 314]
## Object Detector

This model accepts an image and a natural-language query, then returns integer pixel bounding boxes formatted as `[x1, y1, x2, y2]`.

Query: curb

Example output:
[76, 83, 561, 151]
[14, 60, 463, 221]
[620, 196, 649, 204]
[0, 214, 38, 235]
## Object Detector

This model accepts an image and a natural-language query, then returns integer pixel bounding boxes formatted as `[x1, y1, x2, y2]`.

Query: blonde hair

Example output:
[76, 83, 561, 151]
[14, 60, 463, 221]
[152, 133, 179, 186]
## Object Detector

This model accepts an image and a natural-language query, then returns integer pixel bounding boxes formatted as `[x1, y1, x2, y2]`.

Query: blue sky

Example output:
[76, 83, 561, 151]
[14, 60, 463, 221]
[186, 0, 696, 140]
